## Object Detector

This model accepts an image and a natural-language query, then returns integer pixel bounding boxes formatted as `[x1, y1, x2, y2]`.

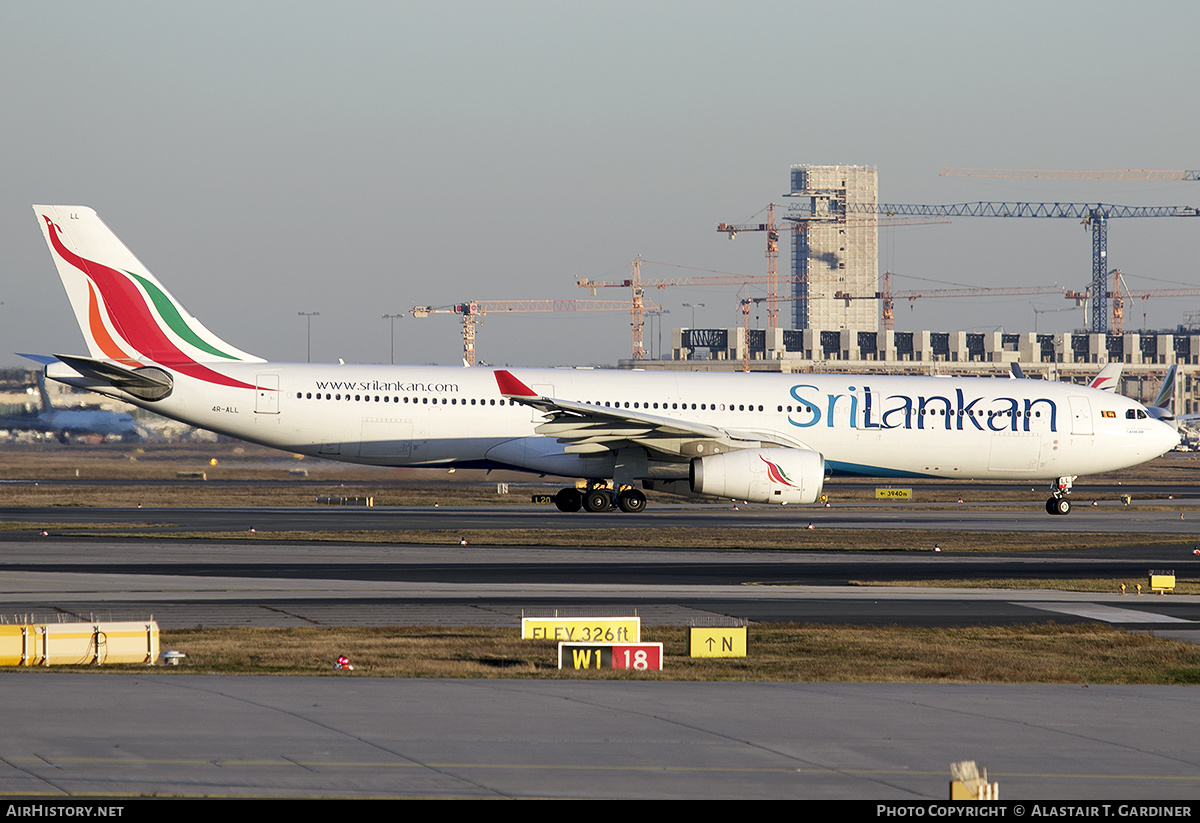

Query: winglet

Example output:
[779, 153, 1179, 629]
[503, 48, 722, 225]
[494, 369, 537, 398]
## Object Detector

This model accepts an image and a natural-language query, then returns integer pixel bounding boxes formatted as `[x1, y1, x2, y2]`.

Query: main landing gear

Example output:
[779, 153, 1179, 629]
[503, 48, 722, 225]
[1045, 475, 1077, 516]
[554, 483, 647, 514]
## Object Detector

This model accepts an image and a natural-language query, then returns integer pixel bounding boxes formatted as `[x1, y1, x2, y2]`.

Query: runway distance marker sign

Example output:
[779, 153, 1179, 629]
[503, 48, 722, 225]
[558, 643, 663, 671]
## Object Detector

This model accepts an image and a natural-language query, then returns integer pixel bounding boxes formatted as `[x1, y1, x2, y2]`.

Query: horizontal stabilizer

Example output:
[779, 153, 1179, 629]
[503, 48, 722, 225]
[16, 353, 59, 366]
[49, 354, 174, 400]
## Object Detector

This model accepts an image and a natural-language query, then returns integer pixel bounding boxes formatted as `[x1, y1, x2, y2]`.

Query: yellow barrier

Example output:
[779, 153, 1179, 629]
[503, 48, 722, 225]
[0, 621, 159, 666]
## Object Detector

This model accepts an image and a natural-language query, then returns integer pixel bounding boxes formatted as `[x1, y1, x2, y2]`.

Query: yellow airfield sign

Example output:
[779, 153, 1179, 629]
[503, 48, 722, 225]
[688, 627, 747, 658]
[522, 617, 640, 643]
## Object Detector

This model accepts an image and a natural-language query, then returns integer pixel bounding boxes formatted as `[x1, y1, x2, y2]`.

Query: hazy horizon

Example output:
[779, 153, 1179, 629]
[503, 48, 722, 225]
[4, 2, 1198, 369]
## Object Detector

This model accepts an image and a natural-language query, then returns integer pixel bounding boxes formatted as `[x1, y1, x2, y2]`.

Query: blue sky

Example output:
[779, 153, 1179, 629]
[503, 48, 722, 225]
[3, 1, 1198, 367]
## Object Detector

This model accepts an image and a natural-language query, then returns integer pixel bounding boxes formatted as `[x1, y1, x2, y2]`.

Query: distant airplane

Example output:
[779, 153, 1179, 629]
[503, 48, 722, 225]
[0, 371, 143, 442]
[29, 205, 1179, 515]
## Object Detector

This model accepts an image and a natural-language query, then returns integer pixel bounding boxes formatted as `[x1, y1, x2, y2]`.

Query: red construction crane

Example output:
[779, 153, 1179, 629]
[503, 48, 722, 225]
[718, 206, 950, 332]
[1064, 270, 1200, 334]
[577, 257, 770, 360]
[831, 272, 1066, 330]
[716, 204, 782, 331]
[410, 298, 653, 366]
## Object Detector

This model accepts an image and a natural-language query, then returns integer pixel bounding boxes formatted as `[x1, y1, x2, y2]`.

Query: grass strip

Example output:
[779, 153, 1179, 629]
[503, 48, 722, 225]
[850, 578, 1200, 594]
[13, 624, 1194, 684]
[12, 524, 1200, 553]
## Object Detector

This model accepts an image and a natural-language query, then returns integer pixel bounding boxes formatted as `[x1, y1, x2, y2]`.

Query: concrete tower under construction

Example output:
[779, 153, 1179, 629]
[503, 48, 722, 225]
[790, 164, 879, 331]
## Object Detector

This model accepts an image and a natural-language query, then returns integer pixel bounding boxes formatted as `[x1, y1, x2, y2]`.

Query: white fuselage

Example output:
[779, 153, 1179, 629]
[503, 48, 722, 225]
[57, 362, 1180, 482]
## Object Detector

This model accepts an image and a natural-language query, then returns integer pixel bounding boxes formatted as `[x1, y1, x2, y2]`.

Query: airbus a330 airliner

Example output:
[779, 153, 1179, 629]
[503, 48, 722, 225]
[30, 205, 1179, 515]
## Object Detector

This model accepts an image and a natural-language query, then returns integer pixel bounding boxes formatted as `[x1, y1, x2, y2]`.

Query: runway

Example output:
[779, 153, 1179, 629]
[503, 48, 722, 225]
[5, 497, 1200, 533]
[1, 505, 1199, 638]
[2, 503, 1200, 799]
[3, 675, 1198, 800]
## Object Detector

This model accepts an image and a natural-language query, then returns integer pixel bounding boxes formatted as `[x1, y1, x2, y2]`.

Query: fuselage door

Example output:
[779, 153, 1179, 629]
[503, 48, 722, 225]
[1068, 395, 1093, 436]
[255, 374, 280, 414]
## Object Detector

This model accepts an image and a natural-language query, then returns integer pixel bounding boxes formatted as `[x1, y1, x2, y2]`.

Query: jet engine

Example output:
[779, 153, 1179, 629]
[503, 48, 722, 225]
[690, 447, 825, 505]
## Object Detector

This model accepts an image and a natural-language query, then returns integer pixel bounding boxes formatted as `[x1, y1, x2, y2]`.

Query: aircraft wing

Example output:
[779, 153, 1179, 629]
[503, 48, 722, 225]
[493, 369, 794, 458]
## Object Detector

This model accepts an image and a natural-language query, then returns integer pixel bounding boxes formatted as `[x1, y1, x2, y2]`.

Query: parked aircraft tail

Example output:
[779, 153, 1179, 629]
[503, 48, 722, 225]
[1146, 364, 1179, 426]
[1088, 362, 1123, 392]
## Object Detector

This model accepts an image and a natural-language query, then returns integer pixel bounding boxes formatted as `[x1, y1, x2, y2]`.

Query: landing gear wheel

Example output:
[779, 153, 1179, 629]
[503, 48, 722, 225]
[583, 489, 613, 513]
[1047, 496, 1071, 516]
[616, 488, 647, 514]
[554, 488, 583, 513]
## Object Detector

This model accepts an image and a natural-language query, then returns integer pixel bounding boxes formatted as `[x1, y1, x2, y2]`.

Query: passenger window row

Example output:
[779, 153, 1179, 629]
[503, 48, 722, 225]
[294, 392, 1047, 419]
[586, 401, 768, 412]
[296, 393, 507, 406]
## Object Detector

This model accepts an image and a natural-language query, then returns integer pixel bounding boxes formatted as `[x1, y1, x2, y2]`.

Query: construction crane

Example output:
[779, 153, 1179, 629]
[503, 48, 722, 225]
[822, 271, 1066, 330]
[410, 298, 653, 366]
[787, 199, 1200, 334]
[577, 257, 773, 360]
[716, 204, 782, 331]
[1064, 270, 1200, 335]
[735, 293, 811, 373]
[942, 168, 1200, 182]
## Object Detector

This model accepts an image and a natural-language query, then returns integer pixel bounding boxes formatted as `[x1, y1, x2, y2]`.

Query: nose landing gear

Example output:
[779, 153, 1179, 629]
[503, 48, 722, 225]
[1045, 475, 1076, 516]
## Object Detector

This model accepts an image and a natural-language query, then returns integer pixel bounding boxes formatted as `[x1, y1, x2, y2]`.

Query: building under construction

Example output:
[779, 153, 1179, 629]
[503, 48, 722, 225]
[790, 164, 879, 331]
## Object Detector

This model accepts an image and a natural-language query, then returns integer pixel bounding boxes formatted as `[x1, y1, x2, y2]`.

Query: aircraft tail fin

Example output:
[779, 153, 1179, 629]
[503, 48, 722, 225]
[1152, 364, 1177, 411]
[32, 206, 263, 366]
[1141, 364, 1179, 426]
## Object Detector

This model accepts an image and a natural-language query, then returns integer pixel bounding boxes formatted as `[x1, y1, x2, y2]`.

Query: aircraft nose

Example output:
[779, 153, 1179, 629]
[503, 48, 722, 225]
[1155, 420, 1181, 454]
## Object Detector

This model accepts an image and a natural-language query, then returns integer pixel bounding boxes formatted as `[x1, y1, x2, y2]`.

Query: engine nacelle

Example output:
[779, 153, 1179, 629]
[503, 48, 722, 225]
[690, 447, 825, 505]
